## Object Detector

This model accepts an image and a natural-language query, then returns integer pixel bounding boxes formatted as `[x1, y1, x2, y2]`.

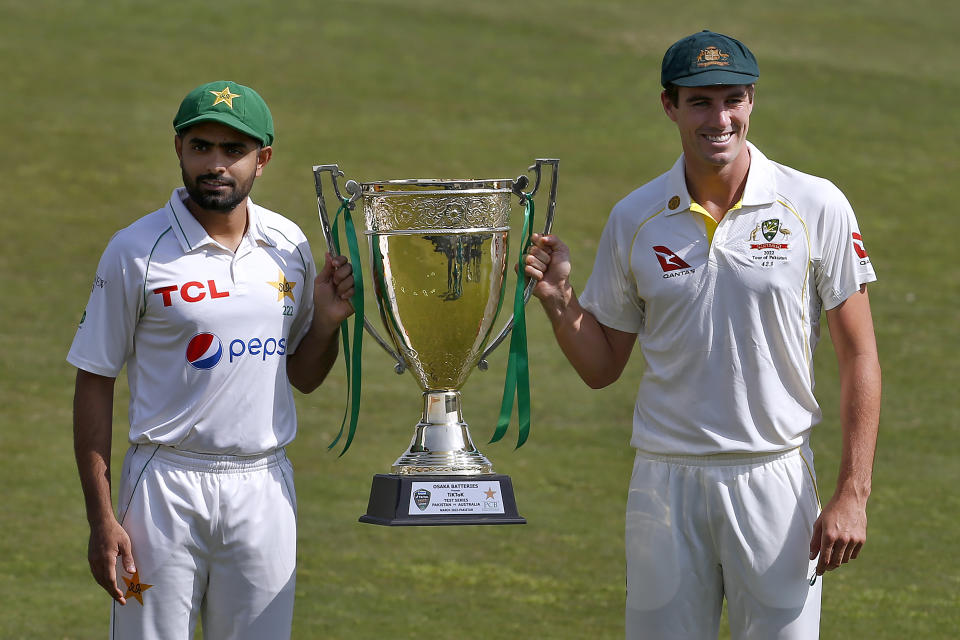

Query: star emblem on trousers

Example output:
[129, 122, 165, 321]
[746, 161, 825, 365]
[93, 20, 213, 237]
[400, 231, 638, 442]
[122, 571, 153, 605]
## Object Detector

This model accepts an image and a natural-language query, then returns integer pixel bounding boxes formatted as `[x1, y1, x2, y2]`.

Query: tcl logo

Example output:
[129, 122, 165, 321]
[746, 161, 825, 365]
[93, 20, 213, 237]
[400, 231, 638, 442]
[154, 280, 230, 306]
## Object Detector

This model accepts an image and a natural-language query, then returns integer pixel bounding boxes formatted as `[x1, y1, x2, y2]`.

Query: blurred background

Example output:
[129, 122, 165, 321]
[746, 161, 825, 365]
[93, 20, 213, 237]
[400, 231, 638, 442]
[1, 0, 957, 637]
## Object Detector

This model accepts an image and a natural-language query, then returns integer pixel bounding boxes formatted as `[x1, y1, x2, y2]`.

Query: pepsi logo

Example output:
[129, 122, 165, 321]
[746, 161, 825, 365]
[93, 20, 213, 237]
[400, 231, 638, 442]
[186, 333, 223, 370]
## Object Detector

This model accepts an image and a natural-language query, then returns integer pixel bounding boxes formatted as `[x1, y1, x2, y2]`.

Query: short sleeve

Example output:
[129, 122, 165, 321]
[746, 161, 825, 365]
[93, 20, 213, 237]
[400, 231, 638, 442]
[286, 236, 319, 354]
[580, 206, 645, 333]
[67, 234, 142, 377]
[813, 187, 877, 310]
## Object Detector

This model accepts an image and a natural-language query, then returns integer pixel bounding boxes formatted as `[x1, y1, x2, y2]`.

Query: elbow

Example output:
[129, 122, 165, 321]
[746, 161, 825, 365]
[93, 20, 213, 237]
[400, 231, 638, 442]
[582, 371, 619, 389]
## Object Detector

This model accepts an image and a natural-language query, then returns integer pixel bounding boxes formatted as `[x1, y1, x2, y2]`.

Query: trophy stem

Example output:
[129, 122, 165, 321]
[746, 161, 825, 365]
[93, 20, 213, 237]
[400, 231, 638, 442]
[391, 391, 494, 475]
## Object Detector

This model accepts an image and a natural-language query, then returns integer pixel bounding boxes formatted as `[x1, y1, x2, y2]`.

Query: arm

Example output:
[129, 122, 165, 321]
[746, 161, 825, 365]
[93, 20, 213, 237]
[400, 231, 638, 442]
[524, 233, 637, 388]
[286, 253, 355, 394]
[73, 368, 135, 604]
[810, 285, 882, 575]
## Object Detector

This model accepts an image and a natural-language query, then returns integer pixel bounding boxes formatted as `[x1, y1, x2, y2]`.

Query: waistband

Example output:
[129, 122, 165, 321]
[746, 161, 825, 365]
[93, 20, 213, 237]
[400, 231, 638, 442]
[143, 444, 288, 473]
[635, 445, 809, 468]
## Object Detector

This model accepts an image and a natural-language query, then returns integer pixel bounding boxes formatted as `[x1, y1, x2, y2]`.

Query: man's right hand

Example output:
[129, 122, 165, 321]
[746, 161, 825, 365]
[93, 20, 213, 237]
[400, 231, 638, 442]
[88, 517, 136, 604]
[524, 233, 573, 312]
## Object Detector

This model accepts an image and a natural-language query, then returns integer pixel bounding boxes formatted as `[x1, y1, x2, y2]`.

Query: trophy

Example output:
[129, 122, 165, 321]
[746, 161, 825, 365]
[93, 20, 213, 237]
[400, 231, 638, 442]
[313, 159, 558, 525]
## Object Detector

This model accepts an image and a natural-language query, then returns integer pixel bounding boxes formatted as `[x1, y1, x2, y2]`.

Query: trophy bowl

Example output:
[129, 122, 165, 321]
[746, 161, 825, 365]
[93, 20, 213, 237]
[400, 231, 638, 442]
[313, 161, 558, 525]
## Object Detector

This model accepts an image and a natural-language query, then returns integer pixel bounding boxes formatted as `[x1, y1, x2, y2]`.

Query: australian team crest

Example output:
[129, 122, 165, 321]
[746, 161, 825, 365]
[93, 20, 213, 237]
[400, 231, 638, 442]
[761, 219, 780, 241]
[749, 219, 791, 251]
[413, 488, 431, 511]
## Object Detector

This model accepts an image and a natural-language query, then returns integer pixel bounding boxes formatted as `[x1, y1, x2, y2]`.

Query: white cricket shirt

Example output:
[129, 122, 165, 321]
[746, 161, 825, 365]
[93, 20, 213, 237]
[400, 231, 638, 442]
[68, 188, 317, 455]
[580, 143, 876, 455]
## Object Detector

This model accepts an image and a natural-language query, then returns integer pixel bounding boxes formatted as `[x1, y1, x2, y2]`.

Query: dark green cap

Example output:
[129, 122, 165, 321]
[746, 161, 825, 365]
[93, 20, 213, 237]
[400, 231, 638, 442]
[173, 81, 274, 146]
[661, 31, 759, 88]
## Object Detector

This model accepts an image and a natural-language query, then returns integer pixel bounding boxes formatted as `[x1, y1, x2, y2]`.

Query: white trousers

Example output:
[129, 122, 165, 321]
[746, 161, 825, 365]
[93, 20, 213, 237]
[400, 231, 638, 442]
[625, 447, 822, 640]
[110, 444, 298, 640]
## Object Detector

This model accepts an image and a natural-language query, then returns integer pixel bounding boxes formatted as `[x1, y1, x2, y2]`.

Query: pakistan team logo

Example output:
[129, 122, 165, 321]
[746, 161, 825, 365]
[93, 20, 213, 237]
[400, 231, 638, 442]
[413, 488, 431, 511]
[761, 219, 780, 241]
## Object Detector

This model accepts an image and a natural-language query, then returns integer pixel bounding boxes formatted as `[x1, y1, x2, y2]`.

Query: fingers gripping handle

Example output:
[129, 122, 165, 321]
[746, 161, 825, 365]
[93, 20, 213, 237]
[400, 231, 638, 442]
[313, 165, 406, 374]
[478, 158, 559, 369]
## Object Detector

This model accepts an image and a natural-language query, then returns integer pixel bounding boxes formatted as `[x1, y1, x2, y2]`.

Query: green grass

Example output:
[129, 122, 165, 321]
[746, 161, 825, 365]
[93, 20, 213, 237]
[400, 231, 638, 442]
[2, 0, 958, 637]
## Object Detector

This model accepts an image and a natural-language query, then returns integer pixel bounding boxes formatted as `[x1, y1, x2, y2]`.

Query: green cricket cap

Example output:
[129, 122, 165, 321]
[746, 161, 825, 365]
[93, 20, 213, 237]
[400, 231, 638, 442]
[661, 30, 759, 88]
[173, 81, 274, 146]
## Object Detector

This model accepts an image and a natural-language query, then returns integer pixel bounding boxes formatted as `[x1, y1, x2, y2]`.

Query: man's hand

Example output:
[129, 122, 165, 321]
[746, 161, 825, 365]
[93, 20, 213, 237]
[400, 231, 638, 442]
[809, 491, 868, 576]
[524, 233, 573, 310]
[88, 517, 136, 604]
[313, 253, 355, 334]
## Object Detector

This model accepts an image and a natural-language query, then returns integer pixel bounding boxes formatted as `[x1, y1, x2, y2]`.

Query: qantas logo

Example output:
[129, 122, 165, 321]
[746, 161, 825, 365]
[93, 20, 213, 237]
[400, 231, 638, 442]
[852, 232, 869, 259]
[653, 246, 692, 273]
[154, 280, 230, 306]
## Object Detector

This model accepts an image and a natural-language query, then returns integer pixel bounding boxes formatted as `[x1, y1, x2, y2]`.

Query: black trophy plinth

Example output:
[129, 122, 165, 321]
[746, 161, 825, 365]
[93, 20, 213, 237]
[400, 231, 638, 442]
[359, 473, 526, 526]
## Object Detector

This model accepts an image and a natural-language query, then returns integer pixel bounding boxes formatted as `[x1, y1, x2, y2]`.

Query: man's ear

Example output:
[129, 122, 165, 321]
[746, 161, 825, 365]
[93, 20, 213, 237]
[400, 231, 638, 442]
[256, 146, 273, 177]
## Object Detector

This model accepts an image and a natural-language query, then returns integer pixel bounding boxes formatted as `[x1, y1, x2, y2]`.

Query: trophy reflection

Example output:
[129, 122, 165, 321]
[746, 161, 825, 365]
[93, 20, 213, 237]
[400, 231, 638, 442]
[313, 160, 558, 525]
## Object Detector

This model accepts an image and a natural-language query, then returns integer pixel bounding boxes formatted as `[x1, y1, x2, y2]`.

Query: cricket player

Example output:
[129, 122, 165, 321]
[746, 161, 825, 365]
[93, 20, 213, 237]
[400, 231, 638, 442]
[69, 81, 354, 639]
[524, 31, 881, 638]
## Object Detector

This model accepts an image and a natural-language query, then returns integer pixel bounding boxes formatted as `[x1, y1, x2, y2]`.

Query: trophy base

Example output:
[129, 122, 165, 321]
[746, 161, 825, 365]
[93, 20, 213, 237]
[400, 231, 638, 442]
[359, 473, 526, 526]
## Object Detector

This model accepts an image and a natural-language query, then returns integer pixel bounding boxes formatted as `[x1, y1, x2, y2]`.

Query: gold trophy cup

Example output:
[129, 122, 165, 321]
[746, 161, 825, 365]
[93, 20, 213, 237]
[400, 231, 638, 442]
[313, 160, 557, 525]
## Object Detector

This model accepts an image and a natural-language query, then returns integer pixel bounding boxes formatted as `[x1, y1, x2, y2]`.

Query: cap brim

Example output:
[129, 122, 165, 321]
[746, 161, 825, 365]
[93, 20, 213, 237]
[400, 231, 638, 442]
[174, 113, 269, 146]
[671, 69, 758, 87]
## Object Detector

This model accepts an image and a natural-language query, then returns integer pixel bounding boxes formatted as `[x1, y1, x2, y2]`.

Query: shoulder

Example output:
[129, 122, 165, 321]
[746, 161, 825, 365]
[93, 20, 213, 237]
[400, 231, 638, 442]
[254, 204, 310, 248]
[608, 171, 671, 231]
[768, 158, 852, 218]
[101, 208, 176, 264]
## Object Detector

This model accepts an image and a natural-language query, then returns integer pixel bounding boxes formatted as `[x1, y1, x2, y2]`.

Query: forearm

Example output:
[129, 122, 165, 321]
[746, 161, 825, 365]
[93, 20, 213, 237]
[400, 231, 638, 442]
[539, 283, 634, 389]
[286, 320, 340, 394]
[833, 352, 882, 502]
[73, 370, 118, 526]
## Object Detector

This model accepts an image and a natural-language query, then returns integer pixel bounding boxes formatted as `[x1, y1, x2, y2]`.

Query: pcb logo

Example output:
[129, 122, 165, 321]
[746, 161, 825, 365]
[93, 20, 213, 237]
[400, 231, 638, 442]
[761, 219, 780, 241]
[413, 489, 431, 511]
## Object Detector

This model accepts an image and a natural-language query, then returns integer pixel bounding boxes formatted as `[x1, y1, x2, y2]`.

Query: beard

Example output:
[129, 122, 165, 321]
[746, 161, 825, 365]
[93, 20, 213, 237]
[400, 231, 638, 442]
[182, 169, 255, 212]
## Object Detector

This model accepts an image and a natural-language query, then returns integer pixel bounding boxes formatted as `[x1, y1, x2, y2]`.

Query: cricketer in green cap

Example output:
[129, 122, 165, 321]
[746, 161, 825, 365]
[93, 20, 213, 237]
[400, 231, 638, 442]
[521, 26, 880, 640]
[173, 80, 275, 146]
[660, 30, 759, 88]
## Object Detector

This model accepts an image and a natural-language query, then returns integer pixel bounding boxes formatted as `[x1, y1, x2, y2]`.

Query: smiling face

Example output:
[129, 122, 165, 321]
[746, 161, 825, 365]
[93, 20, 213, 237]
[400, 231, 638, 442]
[174, 121, 271, 213]
[662, 84, 754, 173]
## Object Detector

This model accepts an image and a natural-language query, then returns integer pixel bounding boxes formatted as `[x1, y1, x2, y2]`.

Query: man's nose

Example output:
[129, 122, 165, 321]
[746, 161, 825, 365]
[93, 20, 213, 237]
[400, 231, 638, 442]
[709, 105, 732, 128]
[204, 150, 229, 173]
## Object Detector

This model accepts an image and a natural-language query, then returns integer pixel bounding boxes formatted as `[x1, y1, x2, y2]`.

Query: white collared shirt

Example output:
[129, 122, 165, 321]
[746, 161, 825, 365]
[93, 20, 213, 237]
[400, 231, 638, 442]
[68, 188, 317, 455]
[580, 143, 876, 455]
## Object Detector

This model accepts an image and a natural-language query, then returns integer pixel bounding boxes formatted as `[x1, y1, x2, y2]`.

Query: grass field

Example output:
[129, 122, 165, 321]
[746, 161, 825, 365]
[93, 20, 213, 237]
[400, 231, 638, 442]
[1, 0, 958, 637]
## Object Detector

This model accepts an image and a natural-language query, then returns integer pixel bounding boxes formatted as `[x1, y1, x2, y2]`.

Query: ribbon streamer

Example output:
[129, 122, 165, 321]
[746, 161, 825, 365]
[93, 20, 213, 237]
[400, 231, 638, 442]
[491, 193, 534, 448]
[327, 197, 365, 455]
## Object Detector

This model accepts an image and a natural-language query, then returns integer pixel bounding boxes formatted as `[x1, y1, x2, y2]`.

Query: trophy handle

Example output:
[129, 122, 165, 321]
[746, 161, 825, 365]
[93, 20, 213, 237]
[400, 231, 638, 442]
[477, 158, 558, 371]
[313, 165, 407, 374]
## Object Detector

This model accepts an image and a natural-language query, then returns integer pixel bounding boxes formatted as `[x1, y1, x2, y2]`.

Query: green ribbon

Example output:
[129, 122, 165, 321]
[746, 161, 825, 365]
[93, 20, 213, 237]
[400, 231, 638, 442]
[327, 197, 364, 456]
[491, 193, 534, 448]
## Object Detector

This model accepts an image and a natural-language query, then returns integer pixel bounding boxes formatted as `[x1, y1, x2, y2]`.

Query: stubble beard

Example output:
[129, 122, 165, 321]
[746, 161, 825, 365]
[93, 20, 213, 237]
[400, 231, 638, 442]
[182, 169, 254, 213]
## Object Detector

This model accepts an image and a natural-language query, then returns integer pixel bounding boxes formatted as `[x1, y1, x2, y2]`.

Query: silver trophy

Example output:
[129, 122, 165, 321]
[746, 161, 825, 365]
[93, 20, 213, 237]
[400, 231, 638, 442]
[314, 160, 558, 525]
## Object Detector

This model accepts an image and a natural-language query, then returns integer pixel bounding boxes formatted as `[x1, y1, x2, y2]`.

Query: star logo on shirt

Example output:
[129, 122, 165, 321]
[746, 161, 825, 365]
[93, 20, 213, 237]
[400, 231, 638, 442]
[122, 571, 153, 605]
[209, 87, 241, 108]
[267, 271, 296, 301]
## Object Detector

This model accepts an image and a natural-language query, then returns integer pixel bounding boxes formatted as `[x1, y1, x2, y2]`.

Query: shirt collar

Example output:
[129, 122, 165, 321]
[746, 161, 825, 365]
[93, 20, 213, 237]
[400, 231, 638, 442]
[663, 141, 777, 216]
[164, 187, 276, 253]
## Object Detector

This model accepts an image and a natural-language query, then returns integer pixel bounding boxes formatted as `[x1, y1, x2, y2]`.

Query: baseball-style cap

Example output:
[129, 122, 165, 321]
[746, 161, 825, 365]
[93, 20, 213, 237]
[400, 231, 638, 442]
[661, 30, 759, 88]
[173, 81, 274, 146]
